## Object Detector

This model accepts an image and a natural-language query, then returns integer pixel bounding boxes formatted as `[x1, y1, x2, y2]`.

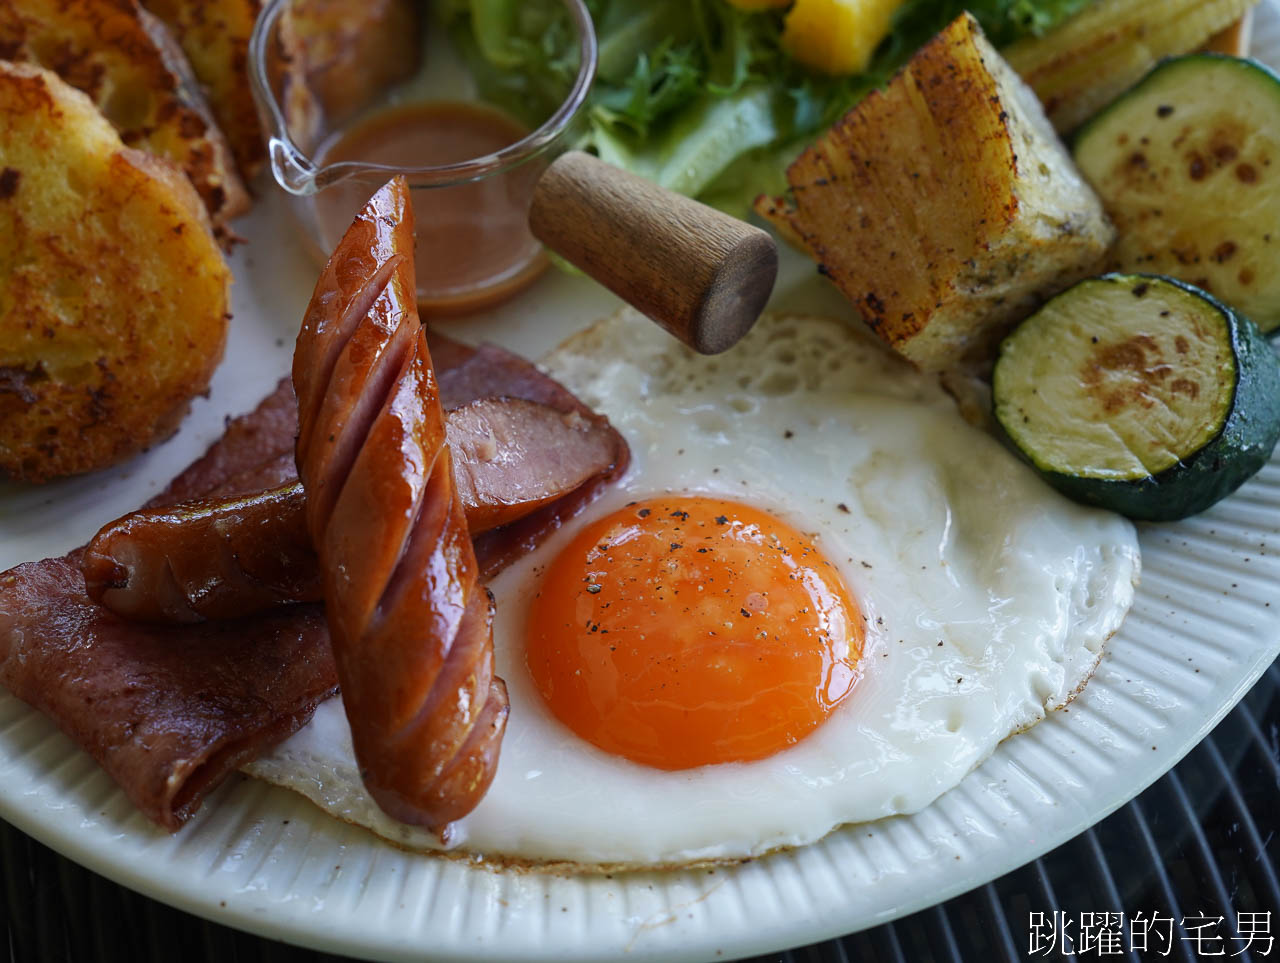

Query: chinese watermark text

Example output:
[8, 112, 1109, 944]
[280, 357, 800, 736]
[1028, 910, 1273, 957]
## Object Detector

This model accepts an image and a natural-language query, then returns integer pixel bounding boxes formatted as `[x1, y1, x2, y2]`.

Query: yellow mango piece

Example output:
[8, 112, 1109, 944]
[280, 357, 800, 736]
[782, 0, 905, 75]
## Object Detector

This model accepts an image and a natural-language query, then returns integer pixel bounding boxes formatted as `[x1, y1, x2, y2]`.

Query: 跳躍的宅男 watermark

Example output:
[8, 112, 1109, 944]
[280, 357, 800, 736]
[1028, 909, 1273, 956]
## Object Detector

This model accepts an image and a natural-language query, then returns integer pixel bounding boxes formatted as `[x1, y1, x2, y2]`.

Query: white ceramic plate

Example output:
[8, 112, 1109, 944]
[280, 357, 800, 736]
[3, 12, 1280, 960]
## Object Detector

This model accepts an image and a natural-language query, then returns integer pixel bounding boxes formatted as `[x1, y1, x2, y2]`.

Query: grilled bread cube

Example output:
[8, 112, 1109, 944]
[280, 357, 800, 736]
[0, 62, 230, 482]
[1004, 0, 1256, 134]
[1203, 10, 1254, 56]
[756, 13, 1113, 373]
[0, 0, 249, 231]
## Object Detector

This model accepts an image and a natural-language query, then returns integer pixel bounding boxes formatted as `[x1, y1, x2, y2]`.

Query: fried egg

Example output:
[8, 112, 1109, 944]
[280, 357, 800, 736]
[245, 310, 1140, 866]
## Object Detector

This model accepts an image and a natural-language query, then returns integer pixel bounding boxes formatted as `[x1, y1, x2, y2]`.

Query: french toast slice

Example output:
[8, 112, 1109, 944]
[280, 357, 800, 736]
[0, 0, 250, 231]
[141, 0, 421, 177]
[0, 61, 231, 482]
[140, 0, 265, 178]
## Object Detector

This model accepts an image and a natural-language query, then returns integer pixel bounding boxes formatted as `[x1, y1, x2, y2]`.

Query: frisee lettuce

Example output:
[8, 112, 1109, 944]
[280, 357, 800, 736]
[443, 0, 1092, 216]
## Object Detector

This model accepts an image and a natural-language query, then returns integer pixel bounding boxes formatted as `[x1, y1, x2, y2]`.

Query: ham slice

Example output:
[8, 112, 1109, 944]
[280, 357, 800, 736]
[0, 334, 628, 830]
[0, 384, 335, 832]
[158, 378, 300, 505]
[0, 559, 332, 831]
[448, 396, 621, 533]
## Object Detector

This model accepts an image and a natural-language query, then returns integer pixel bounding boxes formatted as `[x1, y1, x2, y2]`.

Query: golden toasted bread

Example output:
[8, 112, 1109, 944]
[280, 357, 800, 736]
[756, 13, 1113, 374]
[1203, 9, 1254, 55]
[1004, 0, 1257, 133]
[0, 0, 250, 230]
[279, 0, 420, 130]
[140, 0, 264, 177]
[0, 61, 230, 482]
[139, 0, 422, 178]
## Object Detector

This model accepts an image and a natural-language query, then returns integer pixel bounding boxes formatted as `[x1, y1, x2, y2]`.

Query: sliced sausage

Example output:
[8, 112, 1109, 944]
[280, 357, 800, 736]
[83, 396, 624, 622]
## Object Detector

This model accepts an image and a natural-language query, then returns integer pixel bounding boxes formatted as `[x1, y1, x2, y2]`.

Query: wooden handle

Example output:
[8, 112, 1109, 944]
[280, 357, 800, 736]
[528, 151, 778, 355]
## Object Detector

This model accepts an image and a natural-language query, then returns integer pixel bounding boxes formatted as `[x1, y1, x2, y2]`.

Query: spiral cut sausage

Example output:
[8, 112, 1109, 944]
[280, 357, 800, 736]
[292, 177, 507, 830]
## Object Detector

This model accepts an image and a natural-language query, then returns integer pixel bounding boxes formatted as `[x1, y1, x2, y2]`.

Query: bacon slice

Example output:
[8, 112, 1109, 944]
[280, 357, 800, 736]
[292, 176, 506, 830]
[0, 558, 332, 831]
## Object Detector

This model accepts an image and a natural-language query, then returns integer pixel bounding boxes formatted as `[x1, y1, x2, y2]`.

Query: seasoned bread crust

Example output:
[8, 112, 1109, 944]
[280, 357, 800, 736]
[140, 0, 264, 177]
[1004, 0, 1257, 134]
[0, 62, 230, 482]
[0, 0, 250, 229]
[1203, 8, 1254, 55]
[757, 13, 1113, 374]
[138, 0, 422, 178]
[278, 0, 420, 132]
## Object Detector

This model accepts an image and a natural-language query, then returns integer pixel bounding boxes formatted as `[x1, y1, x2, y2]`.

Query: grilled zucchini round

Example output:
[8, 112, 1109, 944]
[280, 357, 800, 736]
[993, 274, 1280, 521]
[1073, 54, 1280, 333]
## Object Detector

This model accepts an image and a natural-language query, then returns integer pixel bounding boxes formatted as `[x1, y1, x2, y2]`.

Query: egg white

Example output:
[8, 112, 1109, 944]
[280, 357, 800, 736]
[244, 310, 1140, 866]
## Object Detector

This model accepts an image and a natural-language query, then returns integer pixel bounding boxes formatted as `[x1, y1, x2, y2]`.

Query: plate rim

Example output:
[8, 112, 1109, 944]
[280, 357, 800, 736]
[2, 627, 1277, 963]
[4, 4, 1280, 957]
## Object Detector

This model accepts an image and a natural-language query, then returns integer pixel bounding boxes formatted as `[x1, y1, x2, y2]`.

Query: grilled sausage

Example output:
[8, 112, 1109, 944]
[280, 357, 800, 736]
[292, 176, 507, 831]
[83, 483, 318, 624]
[82, 397, 624, 623]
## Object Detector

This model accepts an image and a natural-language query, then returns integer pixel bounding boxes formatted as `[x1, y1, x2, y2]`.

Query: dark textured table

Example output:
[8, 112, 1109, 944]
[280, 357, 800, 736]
[5, 658, 1277, 962]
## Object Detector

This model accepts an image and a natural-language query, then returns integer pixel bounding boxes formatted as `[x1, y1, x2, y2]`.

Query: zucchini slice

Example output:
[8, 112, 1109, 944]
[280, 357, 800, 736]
[1073, 55, 1280, 333]
[993, 274, 1280, 521]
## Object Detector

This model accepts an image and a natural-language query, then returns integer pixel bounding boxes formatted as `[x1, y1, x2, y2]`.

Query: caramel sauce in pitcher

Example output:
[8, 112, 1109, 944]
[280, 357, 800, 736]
[312, 101, 549, 314]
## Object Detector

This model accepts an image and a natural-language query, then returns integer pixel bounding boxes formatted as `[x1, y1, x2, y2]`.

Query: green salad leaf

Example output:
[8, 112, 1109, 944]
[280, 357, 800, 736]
[443, 0, 1091, 216]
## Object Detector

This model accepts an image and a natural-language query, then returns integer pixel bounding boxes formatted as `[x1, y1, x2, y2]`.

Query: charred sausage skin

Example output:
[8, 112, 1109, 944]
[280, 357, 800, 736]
[292, 177, 507, 831]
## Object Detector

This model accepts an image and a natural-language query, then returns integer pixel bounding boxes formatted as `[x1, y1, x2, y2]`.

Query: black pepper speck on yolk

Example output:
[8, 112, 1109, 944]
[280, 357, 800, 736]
[525, 496, 863, 770]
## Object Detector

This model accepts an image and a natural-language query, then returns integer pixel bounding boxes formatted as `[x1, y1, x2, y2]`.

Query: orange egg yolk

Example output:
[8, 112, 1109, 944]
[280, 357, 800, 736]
[525, 496, 863, 770]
